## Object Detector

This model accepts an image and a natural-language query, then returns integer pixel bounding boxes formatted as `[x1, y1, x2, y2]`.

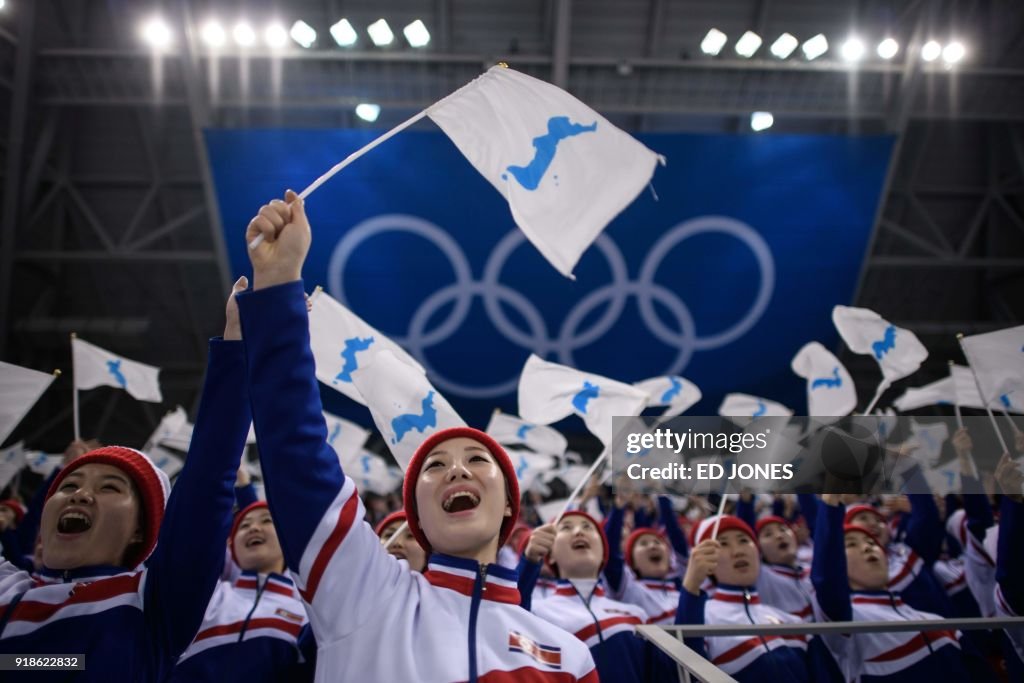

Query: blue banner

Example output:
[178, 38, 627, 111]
[206, 129, 893, 430]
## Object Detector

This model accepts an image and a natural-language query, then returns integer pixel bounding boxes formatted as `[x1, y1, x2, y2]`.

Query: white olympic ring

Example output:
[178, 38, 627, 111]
[327, 214, 775, 398]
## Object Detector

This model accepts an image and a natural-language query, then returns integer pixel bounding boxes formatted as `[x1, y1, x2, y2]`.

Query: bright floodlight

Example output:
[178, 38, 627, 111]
[290, 21, 316, 48]
[367, 19, 394, 46]
[233, 22, 256, 47]
[330, 18, 358, 46]
[802, 33, 829, 60]
[735, 31, 763, 58]
[769, 33, 798, 59]
[200, 21, 227, 48]
[877, 38, 899, 59]
[750, 112, 774, 132]
[700, 28, 727, 56]
[142, 17, 172, 50]
[942, 41, 965, 63]
[840, 37, 866, 61]
[355, 103, 381, 122]
[403, 19, 430, 48]
[264, 23, 288, 49]
[0, 1, 8, 10]
[921, 40, 941, 61]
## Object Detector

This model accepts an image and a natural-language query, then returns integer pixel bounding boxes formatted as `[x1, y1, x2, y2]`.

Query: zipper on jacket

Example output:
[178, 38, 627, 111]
[573, 582, 606, 645]
[889, 592, 934, 653]
[743, 589, 774, 654]
[468, 564, 487, 683]
[238, 575, 268, 643]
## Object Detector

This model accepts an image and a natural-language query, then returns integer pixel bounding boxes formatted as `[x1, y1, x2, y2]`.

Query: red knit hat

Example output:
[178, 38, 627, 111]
[547, 510, 609, 576]
[844, 504, 885, 527]
[46, 446, 170, 568]
[625, 527, 667, 572]
[0, 499, 26, 525]
[843, 524, 888, 556]
[229, 501, 270, 565]
[691, 515, 757, 547]
[374, 510, 408, 537]
[402, 427, 520, 554]
[755, 515, 793, 536]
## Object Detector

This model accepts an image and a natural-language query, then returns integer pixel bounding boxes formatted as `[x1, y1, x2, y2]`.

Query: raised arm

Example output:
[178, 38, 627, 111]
[995, 454, 1024, 613]
[797, 493, 819, 540]
[603, 502, 627, 593]
[901, 464, 944, 565]
[518, 524, 554, 610]
[811, 496, 852, 623]
[657, 495, 689, 559]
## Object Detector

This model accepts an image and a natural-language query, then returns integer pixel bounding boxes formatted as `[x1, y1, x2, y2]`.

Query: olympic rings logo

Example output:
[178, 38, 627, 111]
[327, 214, 775, 399]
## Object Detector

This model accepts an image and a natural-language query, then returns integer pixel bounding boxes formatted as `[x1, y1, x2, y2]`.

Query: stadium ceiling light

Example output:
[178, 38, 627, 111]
[735, 31, 762, 58]
[232, 22, 256, 47]
[750, 111, 774, 132]
[264, 23, 289, 49]
[290, 20, 317, 48]
[942, 41, 965, 64]
[367, 19, 394, 47]
[403, 19, 430, 48]
[769, 33, 798, 59]
[801, 33, 829, 60]
[921, 40, 941, 61]
[200, 21, 227, 48]
[877, 37, 899, 59]
[700, 28, 727, 56]
[355, 103, 381, 122]
[141, 17, 173, 50]
[0, 1, 7, 10]
[330, 18, 358, 47]
[840, 37, 866, 61]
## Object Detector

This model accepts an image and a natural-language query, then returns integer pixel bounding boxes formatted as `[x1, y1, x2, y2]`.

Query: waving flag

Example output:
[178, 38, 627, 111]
[72, 337, 162, 402]
[893, 366, 986, 412]
[908, 420, 949, 466]
[24, 449, 62, 477]
[0, 442, 24, 490]
[517, 354, 648, 447]
[959, 325, 1024, 406]
[343, 450, 404, 495]
[633, 375, 702, 417]
[485, 411, 568, 457]
[323, 411, 371, 465]
[790, 342, 856, 421]
[308, 290, 425, 406]
[350, 349, 465, 469]
[950, 365, 988, 410]
[832, 306, 927, 382]
[0, 361, 57, 445]
[143, 406, 189, 453]
[427, 66, 664, 278]
[507, 449, 558, 493]
[718, 393, 794, 421]
[149, 445, 185, 479]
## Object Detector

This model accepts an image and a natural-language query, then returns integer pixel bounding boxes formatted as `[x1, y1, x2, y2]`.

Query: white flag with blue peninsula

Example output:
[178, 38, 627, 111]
[485, 411, 568, 457]
[959, 324, 1024, 408]
[718, 393, 793, 421]
[427, 65, 664, 278]
[343, 450, 404, 495]
[517, 354, 648, 447]
[308, 290, 425, 406]
[505, 449, 558, 493]
[350, 349, 465, 470]
[71, 337, 163, 402]
[0, 361, 57, 445]
[831, 306, 927, 382]
[790, 342, 857, 421]
[322, 411, 371, 465]
[633, 375, 702, 417]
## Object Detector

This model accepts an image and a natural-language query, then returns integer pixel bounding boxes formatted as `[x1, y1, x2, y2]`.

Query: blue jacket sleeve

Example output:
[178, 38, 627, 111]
[811, 501, 852, 622]
[677, 589, 709, 657]
[603, 505, 626, 592]
[144, 338, 252, 657]
[736, 495, 756, 531]
[902, 465, 943, 565]
[658, 495, 689, 559]
[961, 475, 994, 542]
[517, 557, 541, 611]
[634, 502, 653, 530]
[234, 483, 258, 509]
[797, 493, 818, 540]
[236, 281, 346, 572]
[997, 497, 1024, 613]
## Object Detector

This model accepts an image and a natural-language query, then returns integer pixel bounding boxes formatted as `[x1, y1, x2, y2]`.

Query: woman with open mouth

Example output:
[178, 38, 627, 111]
[374, 510, 426, 573]
[0, 280, 254, 681]
[236, 191, 597, 682]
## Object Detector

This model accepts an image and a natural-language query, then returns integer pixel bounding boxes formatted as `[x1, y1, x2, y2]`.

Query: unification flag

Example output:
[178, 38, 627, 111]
[148, 445, 185, 479]
[143, 406, 189, 454]
[427, 66, 664, 278]
[959, 325, 1024, 407]
[517, 354, 648, 447]
[308, 290, 425, 406]
[0, 361, 56, 445]
[343, 450, 404, 495]
[633, 375, 702, 417]
[950, 365, 988, 410]
[72, 337, 162, 402]
[485, 411, 568, 457]
[790, 342, 856, 421]
[350, 349, 465, 469]
[323, 411, 371, 465]
[718, 393, 794, 420]
[24, 449, 62, 477]
[0, 442, 24, 490]
[832, 306, 927, 382]
[908, 420, 949, 466]
[505, 449, 558, 493]
[892, 366, 985, 412]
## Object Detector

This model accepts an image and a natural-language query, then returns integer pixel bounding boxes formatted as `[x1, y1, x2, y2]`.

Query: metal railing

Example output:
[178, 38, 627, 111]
[636, 616, 1024, 683]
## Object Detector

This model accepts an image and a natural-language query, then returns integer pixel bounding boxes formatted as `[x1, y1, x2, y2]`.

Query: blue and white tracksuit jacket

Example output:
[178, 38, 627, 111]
[0, 339, 251, 681]
[167, 571, 309, 682]
[236, 281, 597, 683]
[995, 496, 1024, 679]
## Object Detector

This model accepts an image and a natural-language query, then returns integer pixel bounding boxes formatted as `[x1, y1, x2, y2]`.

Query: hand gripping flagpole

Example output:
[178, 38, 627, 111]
[957, 333, 1010, 454]
[553, 450, 608, 524]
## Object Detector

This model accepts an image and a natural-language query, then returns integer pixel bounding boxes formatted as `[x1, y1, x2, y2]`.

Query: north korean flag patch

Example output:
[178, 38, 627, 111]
[509, 631, 562, 669]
